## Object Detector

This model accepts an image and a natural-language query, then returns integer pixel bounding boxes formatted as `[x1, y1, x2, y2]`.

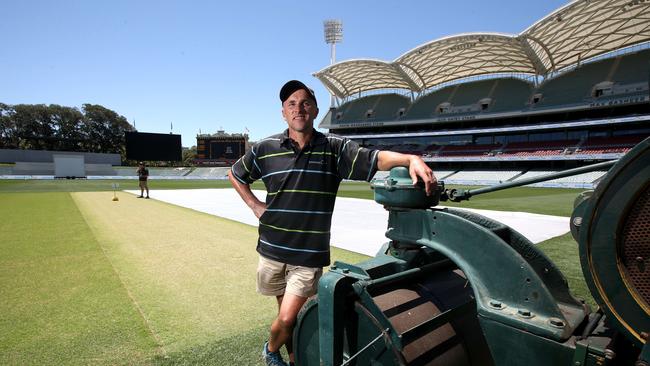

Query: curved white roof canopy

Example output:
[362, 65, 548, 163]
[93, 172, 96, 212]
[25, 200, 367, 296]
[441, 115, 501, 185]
[521, 0, 650, 71]
[314, 0, 650, 99]
[395, 33, 540, 90]
[314, 59, 417, 98]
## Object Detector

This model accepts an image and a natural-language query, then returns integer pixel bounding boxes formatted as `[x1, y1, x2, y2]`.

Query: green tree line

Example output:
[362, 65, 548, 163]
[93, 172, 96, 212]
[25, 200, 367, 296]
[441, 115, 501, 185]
[0, 103, 134, 157]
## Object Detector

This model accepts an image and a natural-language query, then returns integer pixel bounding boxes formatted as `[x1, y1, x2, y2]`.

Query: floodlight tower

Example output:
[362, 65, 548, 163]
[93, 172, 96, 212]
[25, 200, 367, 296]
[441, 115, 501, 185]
[324, 19, 343, 107]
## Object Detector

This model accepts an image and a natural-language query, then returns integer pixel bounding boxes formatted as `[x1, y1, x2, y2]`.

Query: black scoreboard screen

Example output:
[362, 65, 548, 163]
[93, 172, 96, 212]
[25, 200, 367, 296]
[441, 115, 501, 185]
[196, 137, 246, 162]
[209, 141, 243, 159]
[125, 132, 182, 161]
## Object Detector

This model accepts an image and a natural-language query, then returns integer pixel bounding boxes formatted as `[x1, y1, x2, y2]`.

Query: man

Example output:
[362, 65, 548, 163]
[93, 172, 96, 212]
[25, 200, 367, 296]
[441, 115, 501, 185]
[137, 162, 149, 198]
[228, 80, 435, 366]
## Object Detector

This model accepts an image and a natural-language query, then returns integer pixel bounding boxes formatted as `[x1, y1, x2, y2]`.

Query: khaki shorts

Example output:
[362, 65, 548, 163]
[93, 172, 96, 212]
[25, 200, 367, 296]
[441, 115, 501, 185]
[256, 255, 322, 298]
[139, 180, 148, 189]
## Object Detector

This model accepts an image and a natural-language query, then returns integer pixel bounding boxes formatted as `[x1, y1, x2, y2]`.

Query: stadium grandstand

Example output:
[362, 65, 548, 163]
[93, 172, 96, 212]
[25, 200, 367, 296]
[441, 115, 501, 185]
[314, 0, 650, 188]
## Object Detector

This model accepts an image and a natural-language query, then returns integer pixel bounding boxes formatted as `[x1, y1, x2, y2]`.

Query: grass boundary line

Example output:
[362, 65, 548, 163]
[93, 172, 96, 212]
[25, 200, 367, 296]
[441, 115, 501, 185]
[70, 192, 169, 359]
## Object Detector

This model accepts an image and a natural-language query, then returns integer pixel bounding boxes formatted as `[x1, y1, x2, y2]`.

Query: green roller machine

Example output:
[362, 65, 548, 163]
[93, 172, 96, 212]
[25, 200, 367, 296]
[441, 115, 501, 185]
[293, 138, 650, 366]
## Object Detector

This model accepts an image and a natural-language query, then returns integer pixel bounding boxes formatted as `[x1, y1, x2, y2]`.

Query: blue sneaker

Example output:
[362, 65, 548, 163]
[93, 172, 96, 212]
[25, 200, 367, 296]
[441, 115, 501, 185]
[262, 341, 288, 366]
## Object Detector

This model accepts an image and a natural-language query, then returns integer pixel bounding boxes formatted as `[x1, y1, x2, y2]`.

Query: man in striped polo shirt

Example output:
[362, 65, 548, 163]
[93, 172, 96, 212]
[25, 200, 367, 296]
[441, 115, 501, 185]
[228, 80, 435, 366]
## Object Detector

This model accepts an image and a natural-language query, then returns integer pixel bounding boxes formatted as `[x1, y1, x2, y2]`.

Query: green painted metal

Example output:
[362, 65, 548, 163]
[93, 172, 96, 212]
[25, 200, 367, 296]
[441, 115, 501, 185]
[295, 248, 492, 365]
[577, 138, 650, 347]
[639, 341, 650, 364]
[293, 298, 320, 365]
[316, 269, 356, 366]
[294, 138, 650, 365]
[570, 191, 593, 242]
[371, 167, 441, 208]
[572, 339, 589, 366]
[386, 208, 587, 341]
[479, 317, 575, 366]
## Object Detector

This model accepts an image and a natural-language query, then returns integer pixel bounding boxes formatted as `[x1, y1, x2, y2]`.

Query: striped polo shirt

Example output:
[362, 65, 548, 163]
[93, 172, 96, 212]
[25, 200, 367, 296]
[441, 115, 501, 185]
[231, 129, 378, 267]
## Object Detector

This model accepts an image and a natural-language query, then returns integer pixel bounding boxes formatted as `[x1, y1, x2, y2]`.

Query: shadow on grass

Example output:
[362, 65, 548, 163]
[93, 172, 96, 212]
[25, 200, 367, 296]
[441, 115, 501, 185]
[537, 232, 596, 309]
[153, 326, 269, 366]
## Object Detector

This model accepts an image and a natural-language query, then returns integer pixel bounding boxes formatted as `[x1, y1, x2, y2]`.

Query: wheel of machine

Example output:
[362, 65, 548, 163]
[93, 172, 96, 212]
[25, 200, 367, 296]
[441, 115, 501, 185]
[294, 268, 494, 365]
[578, 137, 650, 347]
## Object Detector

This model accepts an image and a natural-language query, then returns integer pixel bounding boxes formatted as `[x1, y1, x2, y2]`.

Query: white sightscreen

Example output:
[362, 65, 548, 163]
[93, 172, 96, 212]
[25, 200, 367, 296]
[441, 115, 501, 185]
[53, 154, 85, 177]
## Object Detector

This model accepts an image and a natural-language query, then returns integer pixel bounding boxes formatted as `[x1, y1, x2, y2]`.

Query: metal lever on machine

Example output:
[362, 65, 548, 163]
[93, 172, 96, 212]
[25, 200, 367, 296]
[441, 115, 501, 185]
[441, 159, 618, 202]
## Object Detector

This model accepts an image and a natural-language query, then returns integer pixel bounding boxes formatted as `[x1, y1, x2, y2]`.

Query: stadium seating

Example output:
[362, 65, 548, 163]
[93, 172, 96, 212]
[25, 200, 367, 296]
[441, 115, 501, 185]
[577, 135, 645, 154]
[371, 170, 457, 181]
[85, 164, 116, 175]
[488, 79, 534, 113]
[533, 57, 617, 108]
[112, 167, 191, 177]
[410, 80, 495, 118]
[445, 170, 521, 184]
[335, 94, 410, 123]
[114, 167, 137, 176]
[610, 49, 650, 84]
[12, 162, 55, 175]
[439, 169, 607, 188]
[512, 170, 608, 188]
[451, 79, 496, 106]
[371, 94, 411, 120]
[147, 167, 191, 176]
[0, 166, 13, 175]
[186, 167, 231, 178]
[433, 170, 457, 180]
[530, 50, 650, 110]
[407, 86, 457, 119]
[336, 95, 380, 122]
[437, 143, 502, 157]
[407, 77, 535, 119]
[500, 140, 580, 157]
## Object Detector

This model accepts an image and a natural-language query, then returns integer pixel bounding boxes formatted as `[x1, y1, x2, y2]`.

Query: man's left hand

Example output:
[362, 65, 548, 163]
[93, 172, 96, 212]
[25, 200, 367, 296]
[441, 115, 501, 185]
[408, 155, 437, 195]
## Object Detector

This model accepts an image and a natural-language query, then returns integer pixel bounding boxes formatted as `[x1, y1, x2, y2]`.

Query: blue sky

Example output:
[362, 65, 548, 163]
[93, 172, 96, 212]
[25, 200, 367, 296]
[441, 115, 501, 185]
[1, 0, 569, 147]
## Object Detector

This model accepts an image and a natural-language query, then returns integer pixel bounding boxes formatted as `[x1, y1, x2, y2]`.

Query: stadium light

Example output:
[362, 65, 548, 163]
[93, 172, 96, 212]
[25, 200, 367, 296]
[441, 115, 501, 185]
[324, 19, 343, 107]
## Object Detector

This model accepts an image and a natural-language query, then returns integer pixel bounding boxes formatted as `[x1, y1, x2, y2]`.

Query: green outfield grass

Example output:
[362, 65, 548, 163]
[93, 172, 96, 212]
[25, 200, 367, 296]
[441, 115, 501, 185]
[0, 179, 593, 365]
[0, 179, 580, 216]
[337, 181, 581, 216]
[0, 179, 238, 192]
[0, 192, 159, 365]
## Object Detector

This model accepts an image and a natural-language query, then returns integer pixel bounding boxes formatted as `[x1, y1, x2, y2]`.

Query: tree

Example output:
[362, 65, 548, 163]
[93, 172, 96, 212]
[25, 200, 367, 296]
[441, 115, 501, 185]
[80, 104, 134, 159]
[0, 103, 135, 159]
[12, 104, 57, 150]
[0, 104, 17, 149]
[49, 105, 85, 151]
[183, 145, 197, 166]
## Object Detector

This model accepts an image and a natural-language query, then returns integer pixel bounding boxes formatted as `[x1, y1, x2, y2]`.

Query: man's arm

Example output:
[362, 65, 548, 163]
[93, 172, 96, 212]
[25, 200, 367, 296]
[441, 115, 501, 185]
[227, 170, 266, 219]
[377, 150, 436, 195]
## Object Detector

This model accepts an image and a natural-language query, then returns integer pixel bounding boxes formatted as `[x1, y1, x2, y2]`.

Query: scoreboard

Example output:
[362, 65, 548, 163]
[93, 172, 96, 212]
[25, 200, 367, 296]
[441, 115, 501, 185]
[209, 140, 243, 159]
[125, 132, 182, 161]
[196, 134, 247, 165]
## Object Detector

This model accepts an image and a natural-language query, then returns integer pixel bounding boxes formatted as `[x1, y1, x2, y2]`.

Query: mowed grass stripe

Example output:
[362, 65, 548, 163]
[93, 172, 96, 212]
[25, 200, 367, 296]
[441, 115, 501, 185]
[0, 192, 159, 365]
[70, 192, 279, 358]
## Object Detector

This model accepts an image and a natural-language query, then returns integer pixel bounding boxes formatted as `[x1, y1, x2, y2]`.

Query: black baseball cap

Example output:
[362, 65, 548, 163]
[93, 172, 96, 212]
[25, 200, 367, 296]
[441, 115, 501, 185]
[279, 80, 317, 106]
